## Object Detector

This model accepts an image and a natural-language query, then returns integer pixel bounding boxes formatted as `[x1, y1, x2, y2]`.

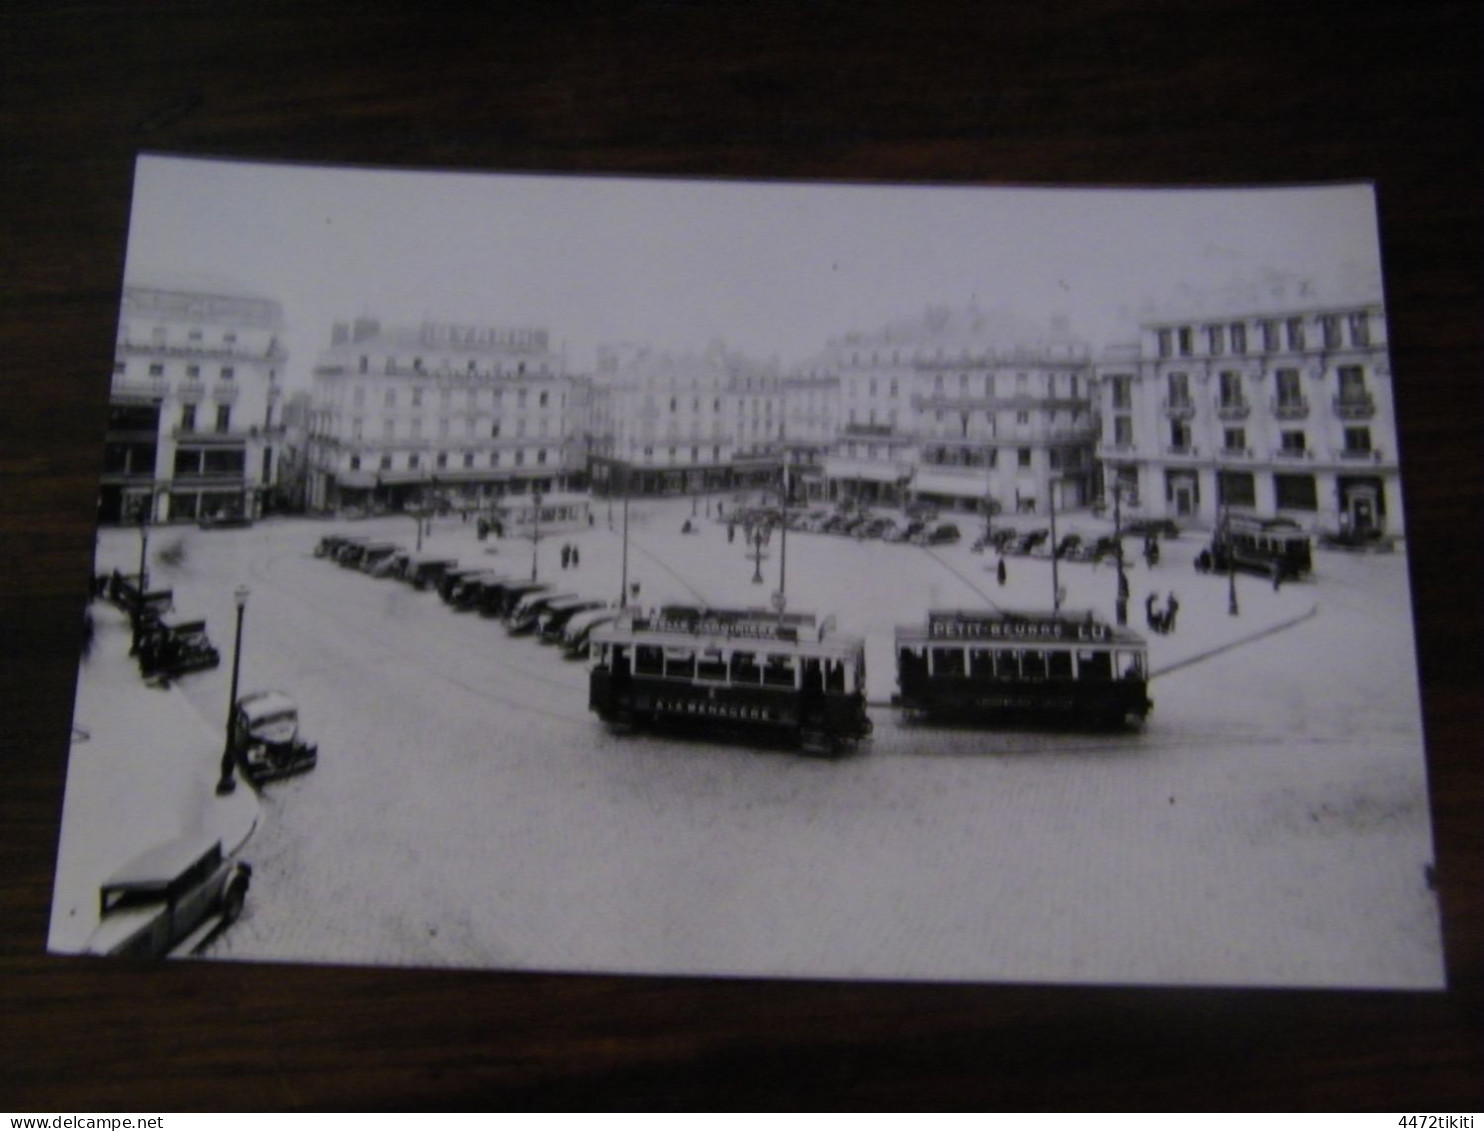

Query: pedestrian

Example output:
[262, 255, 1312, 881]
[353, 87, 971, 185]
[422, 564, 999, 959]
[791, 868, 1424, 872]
[571, 546, 579, 568]
[1145, 592, 1160, 632]
[1271, 563, 1283, 591]
[728, 522, 735, 544]
[1165, 592, 1180, 633]
[560, 544, 570, 569]
[996, 558, 1007, 586]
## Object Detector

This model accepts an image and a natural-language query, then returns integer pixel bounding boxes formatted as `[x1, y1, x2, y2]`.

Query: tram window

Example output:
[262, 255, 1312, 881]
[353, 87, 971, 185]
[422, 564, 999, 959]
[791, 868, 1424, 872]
[697, 649, 727, 681]
[994, 650, 1019, 680]
[1022, 650, 1048, 680]
[1077, 649, 1113, 682]
[969, 648, 994, 678]
[1047, 650, 1074, 679]
[611, 644, 628, 671]
[899, 646, 928, 679]
[664, 648, 696, 679]
[730, 650, 762, 684]
[802, 658, 824, 694]
[635, 645, 664, 676]
[1117, 651, 1145, 680]
[931, 647, 965, 677]
[763, 654, 797, 688]
[824, 658, 846, 693]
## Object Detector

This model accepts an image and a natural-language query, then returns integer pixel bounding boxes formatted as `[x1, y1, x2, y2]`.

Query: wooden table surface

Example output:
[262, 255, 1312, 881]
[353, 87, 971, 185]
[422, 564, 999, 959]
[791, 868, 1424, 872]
[3, 0, 1480, 1111]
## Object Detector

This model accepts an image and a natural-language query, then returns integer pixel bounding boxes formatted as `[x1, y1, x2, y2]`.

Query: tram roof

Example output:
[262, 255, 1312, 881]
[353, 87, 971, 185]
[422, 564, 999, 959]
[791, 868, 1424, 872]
[597, 604, 861, 648]
[897, 607, 1148, 646]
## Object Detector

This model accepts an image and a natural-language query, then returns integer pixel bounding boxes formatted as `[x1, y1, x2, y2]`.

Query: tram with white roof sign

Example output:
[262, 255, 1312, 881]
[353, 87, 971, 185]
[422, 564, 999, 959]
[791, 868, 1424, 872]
[588, 605, 872, 755]
[894, 608, 1152, 728]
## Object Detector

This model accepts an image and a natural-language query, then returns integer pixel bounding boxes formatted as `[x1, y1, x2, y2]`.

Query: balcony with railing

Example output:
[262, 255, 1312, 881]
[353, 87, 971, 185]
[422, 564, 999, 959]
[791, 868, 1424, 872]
[1161, 397, 1196, 420]
[1271, 396, 1310, 420]
[1214, 396, 1251, 421]
[212, 382, 240, 404]
[1219, 446, 1254, 461]
[111, 376, 169, 400]
[1332, 393, 1376, 419]
[1272, 446, 1314, 462]
[1334, 446, 1384, 462]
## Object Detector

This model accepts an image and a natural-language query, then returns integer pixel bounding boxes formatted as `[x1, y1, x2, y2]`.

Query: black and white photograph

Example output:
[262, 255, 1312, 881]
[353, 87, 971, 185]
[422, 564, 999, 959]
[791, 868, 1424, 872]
[49, 154, 1444, 989]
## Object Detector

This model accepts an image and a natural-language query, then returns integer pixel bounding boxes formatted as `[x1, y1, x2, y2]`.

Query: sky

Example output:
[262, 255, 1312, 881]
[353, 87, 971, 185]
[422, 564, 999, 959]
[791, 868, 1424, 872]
[121, 155, 1387, 388]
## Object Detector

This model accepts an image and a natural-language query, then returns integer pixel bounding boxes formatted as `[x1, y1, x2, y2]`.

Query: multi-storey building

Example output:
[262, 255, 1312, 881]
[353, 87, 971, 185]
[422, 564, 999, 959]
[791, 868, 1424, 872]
[1095, 274, 1402, 536]
[808, 306, 1098, 516]
[305, 318, 583, 512]
[586, 342, 784, 496]
[103, 281, 286, 524]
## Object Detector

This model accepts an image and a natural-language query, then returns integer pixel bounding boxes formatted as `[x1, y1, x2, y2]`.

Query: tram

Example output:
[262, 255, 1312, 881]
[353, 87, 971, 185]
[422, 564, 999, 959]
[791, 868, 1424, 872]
[587, 605, 872, 755]
[1199, 514, 1312, 581]
[894, 608, 1152, 728]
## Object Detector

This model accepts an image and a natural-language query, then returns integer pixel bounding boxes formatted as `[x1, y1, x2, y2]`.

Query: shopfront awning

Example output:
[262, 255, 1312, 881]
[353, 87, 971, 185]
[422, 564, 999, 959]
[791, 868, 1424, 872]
[822, 458, 910, 484]
[913, 471, 992, 499]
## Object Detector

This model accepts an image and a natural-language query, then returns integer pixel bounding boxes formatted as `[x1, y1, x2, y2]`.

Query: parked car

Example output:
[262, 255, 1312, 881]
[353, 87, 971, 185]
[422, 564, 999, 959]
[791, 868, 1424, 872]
[538, 598, 610, 643]
[85, 834, 252, 958]
[502, 587, 567, 633]
[137, 614, 220, 679]
[1124, 517, 1181, 540]
[408, 557, 460, 590]
[231, 690, 318, 785]
[561, 608, 619, 658]
[355, 542, 400, 573]
[197, 512, 254, 530]
[912, 522, 961, 546]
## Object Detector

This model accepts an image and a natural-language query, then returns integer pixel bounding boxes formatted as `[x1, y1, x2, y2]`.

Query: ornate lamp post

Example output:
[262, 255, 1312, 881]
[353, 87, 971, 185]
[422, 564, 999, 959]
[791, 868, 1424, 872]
[530, 490, 543, 582]
[1112, 479, 1129, 626]
[216, 585, 250, 796]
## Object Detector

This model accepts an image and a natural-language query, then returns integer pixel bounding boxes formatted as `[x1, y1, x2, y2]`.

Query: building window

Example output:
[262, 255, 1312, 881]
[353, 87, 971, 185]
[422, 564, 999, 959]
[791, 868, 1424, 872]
[491, 451, 501, 467]
[180, 404, 196, 432]
[436, 452, 447, 469]
[1223, 428, 1246, 454]
[537, 449, 547, 464]
[1218, 371, 1244, 407]
[148, 363, 165, 378]
[1344, 427, 1373, 453]
[412, 388, 423, 408]
[185, 364, 200, 379]
[408, 454, 420, 469]
[380, 455, 392, 471]
[1275, 368, 1303, 407]
[1229, 323, 1247, 354]
[1348, 311, 1371, 347]
[1279, 431, 1305, 454]
[1274, 473, 1318, 511]
[464, 452, 475, 468]
[1113, 416, 1133, 447]
[1167, 372, 1190, 407]
[1321, 315, 1342, 349]
[1206, 325, 1225, 355]
[1110, 374, 1132, 409]
[1337, 365, 1367, 401]
[350, 455, 361, 471]
[1156, 329, 1173, 358]
[1217, 470, 1256, 508]
[220, 366, 235, 380]
[515, 450, 524, 466]
[214, 405, 231, 433]
[491, 421, 500, 438]
[1177, 327, 1193, 357]
[1018, 448, 1032, 468]
[351, 418, 363, 440]
[1286, 318, 1306, 351]
[1170, 420, 1192, 450]
[1260, 320, 1280, 352]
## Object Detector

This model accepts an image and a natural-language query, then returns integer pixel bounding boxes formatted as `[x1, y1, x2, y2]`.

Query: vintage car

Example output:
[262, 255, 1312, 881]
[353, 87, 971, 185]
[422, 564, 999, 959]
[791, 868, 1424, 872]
[85, 834, 252, 958]
[537, 597, 609, 643]
[231, 690, 319, 784]
[504, 590, 578, 635]
[197, 512, 254, 530]
[1123, 517, 1182, 540]
[911, 522, 961, 546]
[407, 557, 460, 590]
[137, 614, 220, 679]
[484, 580, 549, 621]
[561, 607, 619, 658]
[352, 542, 400, 573]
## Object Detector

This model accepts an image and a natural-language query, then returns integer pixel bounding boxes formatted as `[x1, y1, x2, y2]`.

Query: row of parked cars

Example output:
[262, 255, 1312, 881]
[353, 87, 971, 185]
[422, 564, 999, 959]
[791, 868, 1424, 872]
[313, 533, 619, 658]
[783, 509, 963, 546]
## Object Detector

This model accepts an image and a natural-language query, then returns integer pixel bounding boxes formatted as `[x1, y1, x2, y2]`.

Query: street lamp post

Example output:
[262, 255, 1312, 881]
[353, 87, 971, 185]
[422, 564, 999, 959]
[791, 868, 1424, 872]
[619, 492, 630, 607]
[530, 490, 543, 583]
[1113, 479, 1129, 626]
[1221, 477, 1240, 617]
[216, 585, 250, 796]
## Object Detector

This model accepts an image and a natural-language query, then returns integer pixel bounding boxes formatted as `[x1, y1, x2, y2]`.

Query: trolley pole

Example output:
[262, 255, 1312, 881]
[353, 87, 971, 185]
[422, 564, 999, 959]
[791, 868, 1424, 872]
[619, 494, 629, 608]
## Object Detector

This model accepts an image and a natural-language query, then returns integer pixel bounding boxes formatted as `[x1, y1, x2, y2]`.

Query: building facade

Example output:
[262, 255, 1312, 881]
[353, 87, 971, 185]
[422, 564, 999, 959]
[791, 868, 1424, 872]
[1095, 275, 1402, 536]
[103, 282, 286, 524]
[586, 342, 785, 497]
[806, 306, 1099, 517]
[306, 318, 584, 512]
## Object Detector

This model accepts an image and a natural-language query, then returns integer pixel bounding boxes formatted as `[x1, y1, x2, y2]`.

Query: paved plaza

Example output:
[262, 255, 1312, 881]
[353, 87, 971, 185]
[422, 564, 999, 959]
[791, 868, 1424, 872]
[56, 496, 1444, 988]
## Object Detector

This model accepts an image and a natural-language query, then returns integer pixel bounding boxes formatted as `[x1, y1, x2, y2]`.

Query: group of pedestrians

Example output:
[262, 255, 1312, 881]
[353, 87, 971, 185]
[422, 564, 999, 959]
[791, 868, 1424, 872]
[559, 543, 581, 570]
[1145, 591, 1180, 635]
